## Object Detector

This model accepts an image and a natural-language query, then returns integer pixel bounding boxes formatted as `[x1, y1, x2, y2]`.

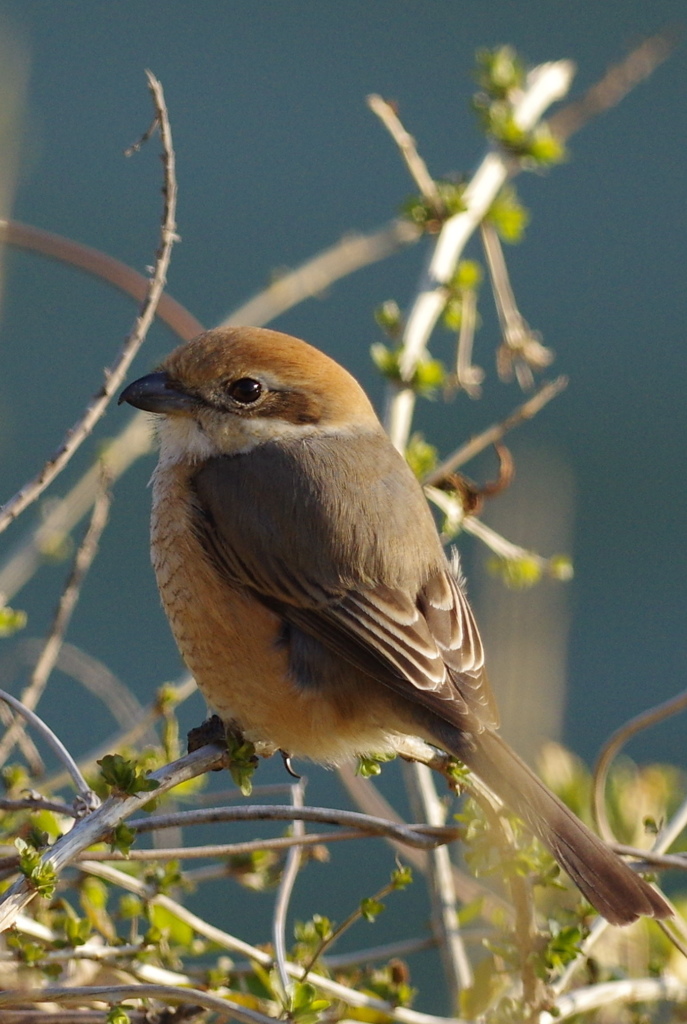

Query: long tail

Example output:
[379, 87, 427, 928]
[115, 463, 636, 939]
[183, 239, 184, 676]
[431, 722, 670, 924]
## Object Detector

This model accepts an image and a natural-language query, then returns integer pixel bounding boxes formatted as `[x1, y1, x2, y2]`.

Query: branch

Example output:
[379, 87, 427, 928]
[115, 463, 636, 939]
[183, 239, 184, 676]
[0, 743, 226, 932]
[0, 414, 153, 603]
[386, 59, 574, 450]
[79, 860, 463, 1024]
[0, 984, 276, 1024]
[220, 218, 419, 328]
[0, 71, 178, 535]
[125, 802, 460, 848]
[273, 780, 305, 999]
[367, 94, 441, 204]
[424, 376, 568, 486]
[542, 975, 687, 1024]
[76, 829, 366, 862]
[549, 27, 679, 142]
[0, 690, 96, 808]
[403, 762, 473, 999]
[0, 471, 112, 766]
[0, 218, 203, 342]
[592, 686, 687, 841]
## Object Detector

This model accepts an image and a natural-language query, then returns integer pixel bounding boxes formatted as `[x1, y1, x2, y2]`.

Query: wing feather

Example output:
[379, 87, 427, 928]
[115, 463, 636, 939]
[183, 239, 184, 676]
[191, 438, 498, 728]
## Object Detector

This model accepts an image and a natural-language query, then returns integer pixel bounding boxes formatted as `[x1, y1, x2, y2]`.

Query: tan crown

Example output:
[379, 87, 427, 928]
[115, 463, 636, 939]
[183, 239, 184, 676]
[162, 326, 381, 431]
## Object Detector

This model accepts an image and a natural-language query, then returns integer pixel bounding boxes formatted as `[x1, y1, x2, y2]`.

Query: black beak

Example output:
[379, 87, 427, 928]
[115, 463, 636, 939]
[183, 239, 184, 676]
[118, 372, 196, 415]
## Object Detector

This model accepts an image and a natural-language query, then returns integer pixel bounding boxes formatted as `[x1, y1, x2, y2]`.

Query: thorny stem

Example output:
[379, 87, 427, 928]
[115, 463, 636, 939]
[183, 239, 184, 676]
[0, 471, 112, 766]
[0, 71, 178, 535]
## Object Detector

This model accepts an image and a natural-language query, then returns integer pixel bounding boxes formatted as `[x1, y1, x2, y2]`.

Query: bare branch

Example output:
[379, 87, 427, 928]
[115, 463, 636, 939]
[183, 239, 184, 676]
[0, 743, 225, 932]
[0, 415, 153, 603]
[424, 376, 568, 486]
[403, 762, 473, 998]
[0, 689, 96, 807]
[125, 802, 460, 848]
[273, 780, 305, 999]
[0, 71, 178, 534]
[0, 984, 275, 1024]
[593, 687, 687, 842]
[0, 472, 112, 766]
[385, 60, 575, 450]
[481, 221, 553, 388]
[542, 976, 687, 1024]
[220, 219, 419, 328]
[367, 94, 442, 204]
[549, 27, 680, 142]
[0, 219, 203, 342]
[78, 829, 365, 863]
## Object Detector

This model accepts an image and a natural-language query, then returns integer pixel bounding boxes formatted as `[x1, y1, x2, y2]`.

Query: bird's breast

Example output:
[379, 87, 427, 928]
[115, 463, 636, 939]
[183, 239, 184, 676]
[149, 459, 399, 763]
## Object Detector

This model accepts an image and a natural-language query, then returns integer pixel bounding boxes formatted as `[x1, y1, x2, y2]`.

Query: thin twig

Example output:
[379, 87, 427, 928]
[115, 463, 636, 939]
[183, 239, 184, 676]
[610, 844, 687, 871]
[77, 830, 364, 865]
[385, 60, 574, 450]
[125, 802, 460, 847]
[0, 414, 153, 604]
[651, 791, 687, 864]
[592, 687, 687, 841]
[404, 762, 473, 999]
[42, 674, 196, 793]
[0, 702, 44, 776]
[0, 796, 76, 816]
[0, 743, 226, 932]
[424, 376, 568, 486]
[0, 984, 274, 1024]
[541, 975, 687, 1023]
[481, 221, 553, 389]
[367, 94, 442, 205]
[79, 860, 461, 1024]
[0, 471, 112, 767]
[273, 780, 305, 1000]
[452, 287, 484, 397]
[0, 70, 178, 535]
[0, 219, 202, 341]
[549, 27, 679, 142]
[220, 219, 420, 328]
[0, 689, 96, 807]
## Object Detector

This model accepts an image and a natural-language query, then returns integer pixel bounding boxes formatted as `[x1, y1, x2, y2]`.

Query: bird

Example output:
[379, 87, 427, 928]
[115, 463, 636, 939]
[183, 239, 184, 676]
[119, 325, 670, 925]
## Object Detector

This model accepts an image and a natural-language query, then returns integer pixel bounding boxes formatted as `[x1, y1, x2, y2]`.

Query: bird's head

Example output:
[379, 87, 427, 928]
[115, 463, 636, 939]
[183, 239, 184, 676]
[119, 326, 381, 462]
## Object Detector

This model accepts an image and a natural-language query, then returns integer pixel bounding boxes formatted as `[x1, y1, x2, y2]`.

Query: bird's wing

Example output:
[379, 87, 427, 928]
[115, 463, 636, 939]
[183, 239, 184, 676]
[191, 440, 498, 728]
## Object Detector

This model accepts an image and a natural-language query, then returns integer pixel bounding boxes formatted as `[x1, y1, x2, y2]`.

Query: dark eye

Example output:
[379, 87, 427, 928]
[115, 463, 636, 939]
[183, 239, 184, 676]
[228, 377, 263, 404]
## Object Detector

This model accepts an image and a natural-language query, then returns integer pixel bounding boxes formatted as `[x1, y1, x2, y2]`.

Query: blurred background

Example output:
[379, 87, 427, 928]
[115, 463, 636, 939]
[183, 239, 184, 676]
[0, 1, 684, 1003]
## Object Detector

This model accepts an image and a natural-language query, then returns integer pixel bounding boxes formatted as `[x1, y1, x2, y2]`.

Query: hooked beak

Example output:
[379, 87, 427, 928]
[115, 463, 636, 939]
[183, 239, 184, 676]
[118, 371, 196, 415]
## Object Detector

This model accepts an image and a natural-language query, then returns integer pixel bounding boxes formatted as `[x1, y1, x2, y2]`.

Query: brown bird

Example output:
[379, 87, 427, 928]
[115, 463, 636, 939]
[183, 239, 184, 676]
[120, 325, 669, 925]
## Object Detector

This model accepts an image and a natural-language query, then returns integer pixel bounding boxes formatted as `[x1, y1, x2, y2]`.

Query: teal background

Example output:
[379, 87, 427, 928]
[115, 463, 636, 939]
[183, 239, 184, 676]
[0, 3, 684, 1008]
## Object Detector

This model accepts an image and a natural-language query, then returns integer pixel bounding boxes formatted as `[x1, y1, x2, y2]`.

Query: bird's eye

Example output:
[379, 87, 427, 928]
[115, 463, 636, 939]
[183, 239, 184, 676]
[227, 377, 263, 404]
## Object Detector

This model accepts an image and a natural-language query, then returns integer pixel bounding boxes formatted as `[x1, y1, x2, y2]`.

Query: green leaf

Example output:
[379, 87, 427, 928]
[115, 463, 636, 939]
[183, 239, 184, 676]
[15, 837, 57, 898]
[356, 752, 396, 778]
[0, 605, 27, 637]
[106, 1007, 131, 1024]
[487, 185, 530, 243]
[225, 732, 258, 796]
[390, 865, 413, 890]
[108, 822, 136, 855]
[290, 981, 331, 1024]
[474, 46, 525, 98]
[96, 753, 160, 797]
[374, 299, 403, 337]
[360, 896, 385, 922]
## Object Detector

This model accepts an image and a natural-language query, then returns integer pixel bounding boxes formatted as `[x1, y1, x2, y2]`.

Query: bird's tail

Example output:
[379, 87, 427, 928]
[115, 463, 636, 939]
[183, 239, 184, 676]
[433, 722, 670, 925]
